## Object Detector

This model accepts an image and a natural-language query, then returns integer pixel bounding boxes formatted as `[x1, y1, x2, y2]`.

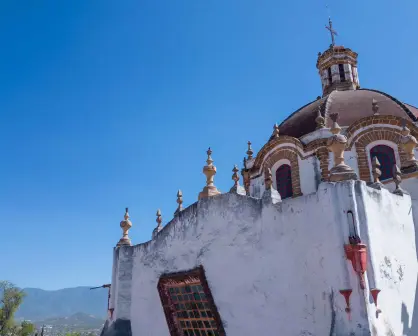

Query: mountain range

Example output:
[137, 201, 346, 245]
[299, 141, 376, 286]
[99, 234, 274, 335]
[16, 286, 108, 321]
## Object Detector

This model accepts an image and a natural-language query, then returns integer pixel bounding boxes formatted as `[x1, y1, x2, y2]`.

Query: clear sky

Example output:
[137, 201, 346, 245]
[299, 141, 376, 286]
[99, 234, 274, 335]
[0, 0, 417, 290]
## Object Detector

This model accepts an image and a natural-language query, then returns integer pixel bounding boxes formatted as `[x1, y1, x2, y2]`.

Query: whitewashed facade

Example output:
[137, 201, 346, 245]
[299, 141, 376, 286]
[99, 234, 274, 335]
[101, 41, 418, 336]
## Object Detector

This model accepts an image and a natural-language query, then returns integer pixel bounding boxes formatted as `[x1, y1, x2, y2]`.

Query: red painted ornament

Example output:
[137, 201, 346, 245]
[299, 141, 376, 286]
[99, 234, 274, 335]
[370, 288, 382, 317]
[344, 243, 368, 289]
[339, 289, 353, 314]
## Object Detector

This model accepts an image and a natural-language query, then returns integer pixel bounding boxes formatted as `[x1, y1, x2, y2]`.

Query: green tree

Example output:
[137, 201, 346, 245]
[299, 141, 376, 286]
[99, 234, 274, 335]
[0, 281, 34, 336]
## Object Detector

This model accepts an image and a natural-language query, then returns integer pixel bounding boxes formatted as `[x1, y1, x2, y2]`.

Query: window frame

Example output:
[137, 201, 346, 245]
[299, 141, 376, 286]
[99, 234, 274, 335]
[275, 163, 293, 199]
[157, 265, 226, 336]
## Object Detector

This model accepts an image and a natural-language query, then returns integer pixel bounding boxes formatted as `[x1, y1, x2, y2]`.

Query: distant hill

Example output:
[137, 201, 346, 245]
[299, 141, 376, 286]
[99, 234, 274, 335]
[16, 286, 108, 321]
[34, 312, 105, 329]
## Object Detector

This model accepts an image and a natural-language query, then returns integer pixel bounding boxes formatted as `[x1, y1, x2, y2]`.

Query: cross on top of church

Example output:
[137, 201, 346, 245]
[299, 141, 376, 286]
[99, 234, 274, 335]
[325, 17, 338, 46]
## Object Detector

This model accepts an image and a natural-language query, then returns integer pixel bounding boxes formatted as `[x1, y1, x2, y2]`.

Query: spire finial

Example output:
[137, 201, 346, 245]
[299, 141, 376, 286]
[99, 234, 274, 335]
[206, 147, 214, 165]
[330, 113, 342, 135]
[400, 121, 418, 172]
[369, 156, 384, 190]
[156, 209, 162, 227]
[152, 209, 163, 239]
[392, 165, 407, 196]
[315, 106, 325, 129]
[230, 164, 246, 195]
[326, 113, 358, 182]
[232, 165, 240, 187]
[198, 147, 221, 200]
[372, 99, 380, 115]
[246, 141, 254, 160]
[117, 207, 132, 247]
[270, 123, 280, 140]
[372, 157, 382, 184]
[174, 190, 183, 216]
[325, 16, 338, 47]
[264, 168, 273, 190]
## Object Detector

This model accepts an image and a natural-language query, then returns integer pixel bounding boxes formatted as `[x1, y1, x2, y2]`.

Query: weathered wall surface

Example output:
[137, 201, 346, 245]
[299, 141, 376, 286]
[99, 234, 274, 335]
[298, 155, 318, 195]
[105, 181, 416, 336]
[355, 184, 417, 336]
[382, 177, 418, 335]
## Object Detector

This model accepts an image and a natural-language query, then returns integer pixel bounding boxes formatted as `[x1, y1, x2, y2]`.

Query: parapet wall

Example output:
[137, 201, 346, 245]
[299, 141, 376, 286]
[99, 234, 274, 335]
[106, 180, 416, 336]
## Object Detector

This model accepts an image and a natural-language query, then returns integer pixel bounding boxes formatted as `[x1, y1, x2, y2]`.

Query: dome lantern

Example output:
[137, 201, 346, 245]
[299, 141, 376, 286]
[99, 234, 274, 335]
[316, 18, 360, 97]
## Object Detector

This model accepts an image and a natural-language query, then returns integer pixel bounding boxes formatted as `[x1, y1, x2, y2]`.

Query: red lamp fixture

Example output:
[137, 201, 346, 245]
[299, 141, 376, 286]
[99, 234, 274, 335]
[370, 288, 382, 318]
[345, 235, 368, 290]
[339, 289, 353, 320]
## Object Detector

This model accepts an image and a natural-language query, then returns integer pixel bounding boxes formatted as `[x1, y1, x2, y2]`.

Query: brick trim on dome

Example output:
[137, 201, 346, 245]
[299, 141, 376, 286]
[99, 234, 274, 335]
[345, 115, 418, 148]
[263, 148, 303, 197]
[251, 136, 305, 172]
[354, 128, 405, 182]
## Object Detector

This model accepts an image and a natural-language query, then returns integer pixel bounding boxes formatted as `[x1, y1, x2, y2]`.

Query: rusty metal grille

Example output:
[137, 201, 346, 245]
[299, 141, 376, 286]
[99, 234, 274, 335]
[157, 266, 226, 336]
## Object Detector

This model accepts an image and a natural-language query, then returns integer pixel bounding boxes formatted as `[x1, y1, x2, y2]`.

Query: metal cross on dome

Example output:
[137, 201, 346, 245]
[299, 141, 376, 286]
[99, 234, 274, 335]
[325, 17, 338, 46]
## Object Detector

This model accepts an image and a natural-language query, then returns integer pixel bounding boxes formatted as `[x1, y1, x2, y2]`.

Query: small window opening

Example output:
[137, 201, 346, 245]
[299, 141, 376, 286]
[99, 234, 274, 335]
[339, 64, 346, 82]
[276, 164, 293, 199]
[370, 145, 396, 181]
[327, 67, 333, 84]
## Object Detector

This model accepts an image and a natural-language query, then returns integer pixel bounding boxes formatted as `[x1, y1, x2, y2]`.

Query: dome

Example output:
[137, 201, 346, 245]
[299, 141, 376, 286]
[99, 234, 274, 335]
[279, 89, 418, 139]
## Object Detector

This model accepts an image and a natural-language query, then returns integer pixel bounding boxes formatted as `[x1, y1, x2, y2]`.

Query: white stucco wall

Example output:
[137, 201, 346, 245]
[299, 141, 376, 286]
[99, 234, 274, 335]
[298, 155, 318, 195]
[249, 175, 264, 198]
[300, 128, 332, 145]
[355, 185, 417, 336]
[106, 180, 416, 336]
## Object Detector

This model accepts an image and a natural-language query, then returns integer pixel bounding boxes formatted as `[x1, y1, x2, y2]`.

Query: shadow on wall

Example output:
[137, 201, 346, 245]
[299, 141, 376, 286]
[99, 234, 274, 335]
[401, 216, 418, 335]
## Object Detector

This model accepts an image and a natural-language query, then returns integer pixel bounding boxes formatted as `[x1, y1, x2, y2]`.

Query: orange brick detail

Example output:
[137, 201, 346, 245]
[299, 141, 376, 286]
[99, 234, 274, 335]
[263, 149, 303, 197]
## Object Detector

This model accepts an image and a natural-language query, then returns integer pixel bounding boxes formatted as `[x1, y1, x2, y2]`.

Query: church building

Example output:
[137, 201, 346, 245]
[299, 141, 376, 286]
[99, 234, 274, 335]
[101, 19, 418, 336]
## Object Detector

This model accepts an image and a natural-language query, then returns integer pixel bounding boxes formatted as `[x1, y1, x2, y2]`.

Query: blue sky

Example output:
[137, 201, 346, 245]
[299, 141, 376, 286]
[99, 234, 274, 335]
[0, 0, 417, 290]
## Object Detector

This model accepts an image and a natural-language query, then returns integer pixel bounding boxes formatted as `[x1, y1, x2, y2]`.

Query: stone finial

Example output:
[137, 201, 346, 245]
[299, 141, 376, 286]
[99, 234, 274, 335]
[400, 122, 418, 173]
[264, 168, 273, 190]
[232, 165, 239, 187]
[246, 141, 254, 160]
[174, 190, 183, 216]
[326, 113, 357, 182]
[392, 164, 407, 196]
[152, 209, 163, 239]
[156, 209, 162, 227]
[241, 166, 250, 195]
[315, 106, 325, 129]
[372, 99, 379, 115]
[270, 123, 280, 140]
[370, 156, 384, 190]
[262, 168, 281, 204]
[230, 165, 246, 195]
[117, 208, 132, 246]
[198, 148, 221, 200]
[372, 157, 382, 183]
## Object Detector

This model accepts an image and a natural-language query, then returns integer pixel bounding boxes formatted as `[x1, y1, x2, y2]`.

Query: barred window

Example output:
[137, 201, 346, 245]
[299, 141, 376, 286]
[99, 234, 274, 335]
[276, 164, 293, 199]
[157, 266, 225, 336]
[370, 145, 396, 181]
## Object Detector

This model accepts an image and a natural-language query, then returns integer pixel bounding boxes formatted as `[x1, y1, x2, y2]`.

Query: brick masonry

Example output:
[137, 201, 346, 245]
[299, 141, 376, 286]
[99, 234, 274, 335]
[249, 115, 418, 188]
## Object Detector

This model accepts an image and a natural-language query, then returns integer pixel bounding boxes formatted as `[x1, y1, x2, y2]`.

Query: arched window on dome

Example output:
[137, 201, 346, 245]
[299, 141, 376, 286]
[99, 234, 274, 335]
[276, 164, 293, 199]
[370, 145, 396, 181]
